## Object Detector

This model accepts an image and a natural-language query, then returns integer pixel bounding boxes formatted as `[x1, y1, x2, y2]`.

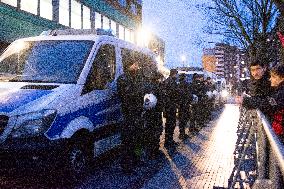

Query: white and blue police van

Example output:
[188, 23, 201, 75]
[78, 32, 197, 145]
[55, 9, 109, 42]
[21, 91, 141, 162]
[0, 29, 158, 175]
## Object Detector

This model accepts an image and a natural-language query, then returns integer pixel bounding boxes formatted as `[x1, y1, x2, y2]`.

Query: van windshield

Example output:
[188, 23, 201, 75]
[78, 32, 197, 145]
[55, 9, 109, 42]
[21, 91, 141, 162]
[0, 40, 93, 83]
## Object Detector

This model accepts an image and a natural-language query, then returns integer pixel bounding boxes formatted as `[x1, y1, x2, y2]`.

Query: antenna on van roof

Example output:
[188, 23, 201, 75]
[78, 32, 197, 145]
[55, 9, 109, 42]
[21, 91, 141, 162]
[40, 28, 116, 37]
[40, 29, 97, 36]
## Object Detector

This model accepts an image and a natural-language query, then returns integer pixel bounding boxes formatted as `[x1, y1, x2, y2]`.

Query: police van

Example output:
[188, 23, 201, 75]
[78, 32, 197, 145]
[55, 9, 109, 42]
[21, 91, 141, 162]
[0, 29, 158, 175]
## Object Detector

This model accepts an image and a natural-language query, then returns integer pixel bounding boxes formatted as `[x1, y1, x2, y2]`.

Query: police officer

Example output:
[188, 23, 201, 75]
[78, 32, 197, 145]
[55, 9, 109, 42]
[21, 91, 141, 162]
[162, 69, 179, 149]
[204, 77, 215, 119]
[178, 73, 193, 141]
[142, 72, 164, 159]
[191, 74, 207, 129]
[117, 61, 144, 174]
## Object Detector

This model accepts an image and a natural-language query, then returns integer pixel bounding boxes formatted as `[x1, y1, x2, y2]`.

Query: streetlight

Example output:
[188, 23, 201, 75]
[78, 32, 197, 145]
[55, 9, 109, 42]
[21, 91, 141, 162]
[181, 55, 186, 67]
[136, 27, 151, 47]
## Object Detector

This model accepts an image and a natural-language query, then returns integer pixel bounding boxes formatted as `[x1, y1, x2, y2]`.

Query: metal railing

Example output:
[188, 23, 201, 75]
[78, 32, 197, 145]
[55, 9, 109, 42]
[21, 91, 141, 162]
[228, 107, 284, 189]
[253, 110, 284, 189]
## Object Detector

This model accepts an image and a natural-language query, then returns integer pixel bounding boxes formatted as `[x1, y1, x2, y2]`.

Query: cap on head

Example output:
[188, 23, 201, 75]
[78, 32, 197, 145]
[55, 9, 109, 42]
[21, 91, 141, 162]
[170, 69, 178, 76]
[179, 73, 186, 80]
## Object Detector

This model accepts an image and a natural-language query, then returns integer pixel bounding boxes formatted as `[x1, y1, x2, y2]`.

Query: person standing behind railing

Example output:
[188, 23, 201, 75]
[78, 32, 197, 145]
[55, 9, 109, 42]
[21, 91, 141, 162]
[268, 65, 284, 141]
[235, 60, 273, 117]
[236, 64, 284, 141]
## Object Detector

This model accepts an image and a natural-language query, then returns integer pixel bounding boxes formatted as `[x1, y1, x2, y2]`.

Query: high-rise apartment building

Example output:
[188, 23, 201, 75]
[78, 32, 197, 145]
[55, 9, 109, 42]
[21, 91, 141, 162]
[202, 43, 249, 84]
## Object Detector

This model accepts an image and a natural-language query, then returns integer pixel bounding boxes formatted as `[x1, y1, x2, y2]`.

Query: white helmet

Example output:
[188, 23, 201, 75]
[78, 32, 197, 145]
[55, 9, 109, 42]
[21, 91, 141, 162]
[143, 93, 157, 110]
[192, 94, 198, 103]
[212, 90, 218, 96]
[206, 91, 213, 98]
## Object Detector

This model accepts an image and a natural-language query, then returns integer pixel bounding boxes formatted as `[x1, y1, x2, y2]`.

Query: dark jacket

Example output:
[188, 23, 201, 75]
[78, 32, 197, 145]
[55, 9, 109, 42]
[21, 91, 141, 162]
[117, 73, 144, 117]
[258, 82, 284, 136]
[246, 72, 272, 97]
[191, 79, 207, 101]
[144, 80, 163, 113]
[142, 80, 163, 136]
[162, 76, 179, 112]
[242, 73, 273, 115]
[178, 80, 193, 111]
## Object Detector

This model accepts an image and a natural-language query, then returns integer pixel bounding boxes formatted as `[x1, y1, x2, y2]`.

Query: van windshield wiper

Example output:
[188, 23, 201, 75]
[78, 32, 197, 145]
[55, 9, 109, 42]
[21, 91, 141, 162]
[9, 79, 46, 83]
[8, 75, 46, 83]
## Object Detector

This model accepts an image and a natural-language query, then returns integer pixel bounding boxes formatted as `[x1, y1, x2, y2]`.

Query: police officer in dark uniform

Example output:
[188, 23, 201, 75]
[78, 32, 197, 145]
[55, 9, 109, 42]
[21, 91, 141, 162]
[162, 69, 179, 149]
[178, 73, 193, 141]
[117, 61, 144, 174]
[142, 72, 164, 159]
[204, 77, 215, 119]
[191, 74, 207, 129]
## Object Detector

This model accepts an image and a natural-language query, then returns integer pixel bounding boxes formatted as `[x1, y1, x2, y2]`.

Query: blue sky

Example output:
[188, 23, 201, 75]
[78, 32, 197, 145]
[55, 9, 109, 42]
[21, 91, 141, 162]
[142, 0, 219, 68]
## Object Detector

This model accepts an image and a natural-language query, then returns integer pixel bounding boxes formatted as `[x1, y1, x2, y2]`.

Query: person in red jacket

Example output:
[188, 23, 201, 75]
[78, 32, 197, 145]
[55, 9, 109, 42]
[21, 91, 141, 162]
[268, 65, 284, 138]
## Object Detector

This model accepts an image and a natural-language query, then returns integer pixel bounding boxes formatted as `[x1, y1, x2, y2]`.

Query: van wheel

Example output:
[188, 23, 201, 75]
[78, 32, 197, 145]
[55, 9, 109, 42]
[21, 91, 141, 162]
[65, 137, 93, 179]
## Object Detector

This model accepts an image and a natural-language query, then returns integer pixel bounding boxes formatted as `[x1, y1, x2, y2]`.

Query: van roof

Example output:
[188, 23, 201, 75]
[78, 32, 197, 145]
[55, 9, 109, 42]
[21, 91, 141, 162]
[18, 33, 155, 58]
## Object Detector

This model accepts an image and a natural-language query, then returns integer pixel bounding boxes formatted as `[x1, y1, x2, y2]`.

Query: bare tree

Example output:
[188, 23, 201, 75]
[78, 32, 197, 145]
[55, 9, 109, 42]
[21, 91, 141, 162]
[204, 0, 279, 61]
[273, 0, 284, 16]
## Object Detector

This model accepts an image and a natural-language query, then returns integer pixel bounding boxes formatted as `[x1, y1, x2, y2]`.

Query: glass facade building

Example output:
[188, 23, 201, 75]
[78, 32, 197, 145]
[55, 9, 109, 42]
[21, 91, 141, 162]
[0, 0, 142, 51]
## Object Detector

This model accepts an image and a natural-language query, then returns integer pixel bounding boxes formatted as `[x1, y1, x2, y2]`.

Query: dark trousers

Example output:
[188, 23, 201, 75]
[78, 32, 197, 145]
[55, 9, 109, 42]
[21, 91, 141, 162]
[191, 103, 205, 127]
[164, 108, 177, 146]
[143, 111, 163, 158]
[179, 109, 190, 139]
[120, 113, 142, 171]
[203, 99, 213, 121]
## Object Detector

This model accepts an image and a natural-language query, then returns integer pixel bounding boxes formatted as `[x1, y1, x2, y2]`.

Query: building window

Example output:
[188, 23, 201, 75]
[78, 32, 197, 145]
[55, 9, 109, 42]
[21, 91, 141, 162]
[40, 0, 53, 20]
[119, 25, 124, 40]
[137, 0, 142, 5]
[102, 16, 110, 30]
[71, 0, 81, 29]
[1, 0, 17, 7]
[130, 3, 137, 15]
[125, 28, 130, 42]
[118, 0, 127, 7]
[21, 0, 38, 15]
[130, 30, 135, 43]
[59, 0, 69, 26]
[95, 12, 101, 29]
[82, 5, 91, 29]
[110, 20, 117, 36]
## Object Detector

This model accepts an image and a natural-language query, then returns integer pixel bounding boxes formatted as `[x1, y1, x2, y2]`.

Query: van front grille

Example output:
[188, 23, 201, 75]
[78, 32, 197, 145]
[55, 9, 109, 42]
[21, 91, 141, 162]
[0, 115, 9, 134]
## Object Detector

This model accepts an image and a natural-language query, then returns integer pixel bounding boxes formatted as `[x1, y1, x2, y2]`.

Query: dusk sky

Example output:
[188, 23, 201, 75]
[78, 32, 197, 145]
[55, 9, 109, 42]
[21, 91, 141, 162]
[142, 0, 220, 69]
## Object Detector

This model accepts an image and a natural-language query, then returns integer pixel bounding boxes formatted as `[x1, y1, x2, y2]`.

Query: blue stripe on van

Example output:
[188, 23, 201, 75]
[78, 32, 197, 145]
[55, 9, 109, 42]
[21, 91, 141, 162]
[0, 90, 52, 113]
[46, 96, 122, 139]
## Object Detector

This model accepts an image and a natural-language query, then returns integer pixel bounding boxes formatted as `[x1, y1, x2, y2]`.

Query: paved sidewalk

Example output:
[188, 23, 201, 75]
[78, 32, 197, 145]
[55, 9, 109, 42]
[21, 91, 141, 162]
[77, 104, 240, 189]
[142, 104, 240, 189]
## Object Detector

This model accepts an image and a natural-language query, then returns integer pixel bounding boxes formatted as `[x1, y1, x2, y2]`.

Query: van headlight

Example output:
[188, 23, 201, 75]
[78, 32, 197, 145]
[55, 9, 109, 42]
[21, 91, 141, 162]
[11, 109, 56, 138]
